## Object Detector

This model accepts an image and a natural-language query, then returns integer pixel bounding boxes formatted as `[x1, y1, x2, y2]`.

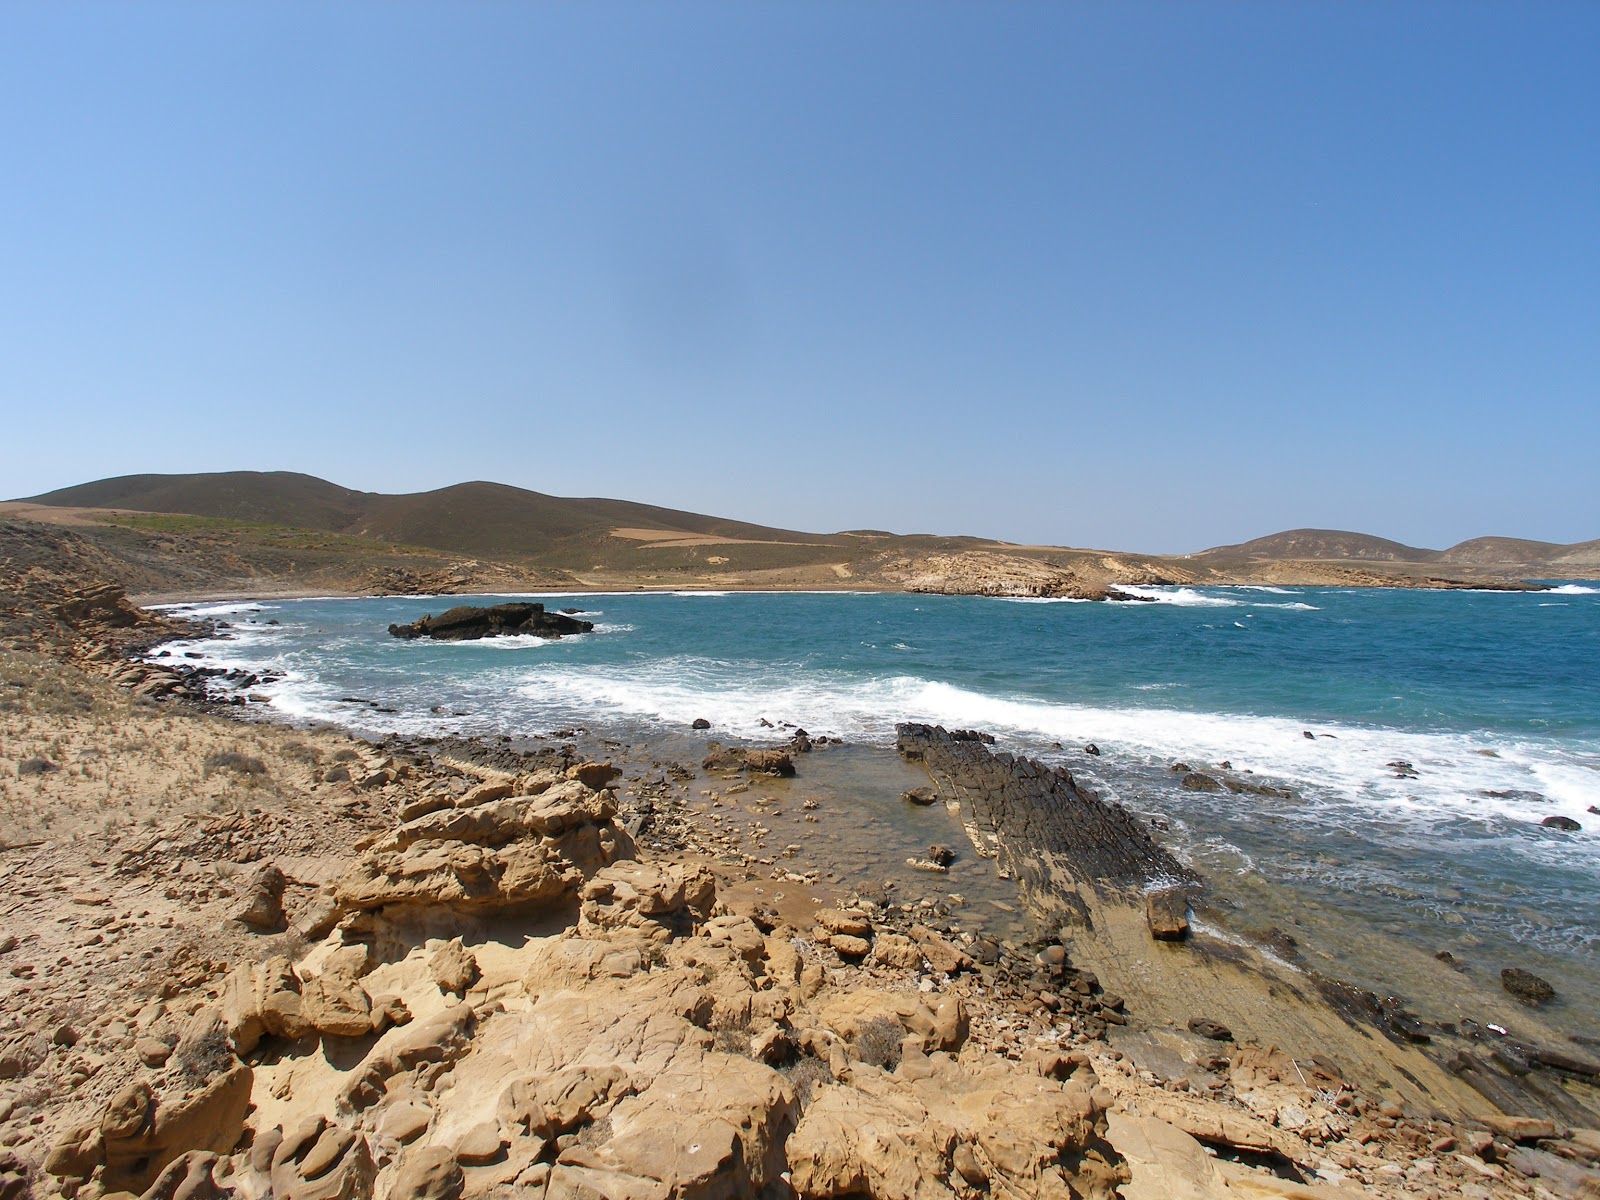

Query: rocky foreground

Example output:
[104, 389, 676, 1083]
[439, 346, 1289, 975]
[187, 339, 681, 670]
[3, 571, 1600, 1200]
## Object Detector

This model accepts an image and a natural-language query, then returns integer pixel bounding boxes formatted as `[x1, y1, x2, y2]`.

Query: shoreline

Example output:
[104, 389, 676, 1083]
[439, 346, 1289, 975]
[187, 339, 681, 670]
[4, 574, 1599, 1197]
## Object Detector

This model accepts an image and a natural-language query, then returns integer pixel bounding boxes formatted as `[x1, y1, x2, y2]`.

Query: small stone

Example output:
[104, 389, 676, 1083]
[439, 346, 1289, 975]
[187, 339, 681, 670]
[1187, 1018, 1233, 1041]
[135, 1037, 171, 1067]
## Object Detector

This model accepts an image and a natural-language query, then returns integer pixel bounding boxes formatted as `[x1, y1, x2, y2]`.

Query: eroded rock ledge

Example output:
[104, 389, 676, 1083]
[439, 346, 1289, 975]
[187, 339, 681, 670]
[387, 602, 594, 641]
[896, 722, 1196, 932]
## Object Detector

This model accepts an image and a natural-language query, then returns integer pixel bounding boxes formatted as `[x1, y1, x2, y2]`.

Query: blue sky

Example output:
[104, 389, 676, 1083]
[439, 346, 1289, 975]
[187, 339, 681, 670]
[2, 2, 1595, 552]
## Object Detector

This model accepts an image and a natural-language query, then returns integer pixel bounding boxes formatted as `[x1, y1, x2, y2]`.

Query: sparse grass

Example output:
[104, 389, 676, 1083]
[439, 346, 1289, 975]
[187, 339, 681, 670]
[712, 1011, 753, 1057]
[202, 751, 267, 777]
[575, 1115, 613, 1148]
[781, 1055, 834, 1108]
[172, 1021, 234, 1084]
[855, 1017, 904, 1071]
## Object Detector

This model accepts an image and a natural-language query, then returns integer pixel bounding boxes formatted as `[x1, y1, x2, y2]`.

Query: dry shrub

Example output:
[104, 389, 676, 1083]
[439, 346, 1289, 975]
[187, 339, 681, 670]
[855, 1016, 904, 1071]
[202, 751, 267, 777]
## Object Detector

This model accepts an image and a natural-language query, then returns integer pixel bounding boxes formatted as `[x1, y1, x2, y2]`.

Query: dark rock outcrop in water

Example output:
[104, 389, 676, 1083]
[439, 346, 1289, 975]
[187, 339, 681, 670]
[388, 602, 593, 641]
[896, 723, 1194, 931]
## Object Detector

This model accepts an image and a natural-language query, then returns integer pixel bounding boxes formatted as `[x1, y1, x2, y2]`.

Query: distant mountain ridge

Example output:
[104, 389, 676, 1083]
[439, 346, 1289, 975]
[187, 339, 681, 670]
[1201, 526, 1600, 569]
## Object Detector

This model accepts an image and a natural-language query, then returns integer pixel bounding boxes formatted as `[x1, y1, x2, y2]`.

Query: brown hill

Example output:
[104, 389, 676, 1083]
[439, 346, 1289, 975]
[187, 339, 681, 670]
[1436, 536, 1564, 565]
[1199, 528, 1436, 563]
[24, 471, 839, 569]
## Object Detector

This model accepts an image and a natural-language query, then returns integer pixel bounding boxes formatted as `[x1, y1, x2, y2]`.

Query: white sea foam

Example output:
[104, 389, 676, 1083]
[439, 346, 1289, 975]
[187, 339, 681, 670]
[1251, 601, 1320, 611]
[1113, 586, 1242, 608]
[1226, 585, 1299, 594]
[995, 596, 1094, 605]
[1548, 584, 1599, 595]
[152, 601, 282, 618]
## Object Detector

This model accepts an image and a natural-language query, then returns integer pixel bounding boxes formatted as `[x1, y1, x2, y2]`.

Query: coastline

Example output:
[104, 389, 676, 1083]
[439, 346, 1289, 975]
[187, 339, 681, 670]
[3, 573, 1598, 1198]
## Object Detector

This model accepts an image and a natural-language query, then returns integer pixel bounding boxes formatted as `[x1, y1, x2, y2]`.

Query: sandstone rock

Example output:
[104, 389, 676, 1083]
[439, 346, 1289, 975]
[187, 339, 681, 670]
[95, 1063, 253, 1193]
[454, 1120, 506, 1165]
[1483, 1115, 1568, 1143]
[262, 989, 314, 1041]
[376, 1100, 432, 1144]
[815, 908, 872, 938]
[1146, 888, 1191, 941]
[788, 1052, 1106, 1200]
[301, 973, 372, 1038]
[341, 1005, 477, 1112]
[1501, 966, 1556, 1005]
[399, 794, 453, 822]
[567, 761, 620, 791]
[137, 1036, 174, 1067]
[458, 778, 515, 807]
[269, 1118, 375, 1200]
[579, 860, 716, 939]
[137, 1149, 225, 1200]
[389, 1145, 464, 1200]
[1187, 1018, 1233, 1041]
[870, 933, 923, 970]
[335, 840, 584, 914]
[902, 787, 938, 806]
[430, 938, 479, 996]
[909, 925, 973, 975]
[830, 934, 871, 959]
[230, 862, 287, 930]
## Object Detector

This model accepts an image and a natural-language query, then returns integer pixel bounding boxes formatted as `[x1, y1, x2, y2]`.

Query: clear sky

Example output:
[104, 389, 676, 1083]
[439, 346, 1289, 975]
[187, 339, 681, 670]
[2, 2, 1596, 552]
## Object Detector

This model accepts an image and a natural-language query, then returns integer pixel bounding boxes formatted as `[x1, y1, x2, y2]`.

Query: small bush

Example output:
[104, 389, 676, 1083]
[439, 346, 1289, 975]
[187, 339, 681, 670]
[330, 748, 360, 763]
[781, 1055, 834, 1108]
[712, 1012, 752, 1057]
[173, 1023, 234, 1084]
[18, 757, 58, 777]
[855, 1017, 904, 1071]
[202, 751, 267, 777]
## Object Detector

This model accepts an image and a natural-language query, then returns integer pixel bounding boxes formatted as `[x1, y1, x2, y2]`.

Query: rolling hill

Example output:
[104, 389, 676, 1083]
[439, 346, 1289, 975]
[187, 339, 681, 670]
[1199, 529, 1435, 562]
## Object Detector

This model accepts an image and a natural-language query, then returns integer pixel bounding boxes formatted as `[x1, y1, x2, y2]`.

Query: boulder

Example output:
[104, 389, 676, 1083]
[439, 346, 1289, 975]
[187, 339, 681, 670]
[430, 938, 479, 996]
[745, 748, 795, 777]
[230, 863, 288, 931]
[301, 973, 372, 1038]
[902, 787, 938, 806]
[1541, 814, 1582, 832]
[269, 1118, 376, 1200]
[579, 861, 717, 939]
[815, 909, 872, 938]
[90, 1062, 253, 1193]
[1180, 773, 1222, 792]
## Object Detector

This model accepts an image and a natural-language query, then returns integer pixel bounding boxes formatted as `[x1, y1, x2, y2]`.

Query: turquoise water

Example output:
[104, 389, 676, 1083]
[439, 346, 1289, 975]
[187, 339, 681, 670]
[150, 585, 1600, 999]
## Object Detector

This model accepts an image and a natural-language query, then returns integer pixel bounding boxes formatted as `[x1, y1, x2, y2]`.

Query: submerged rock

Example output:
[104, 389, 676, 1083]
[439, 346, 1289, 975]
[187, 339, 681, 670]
[1501, 966, 1556, 1005]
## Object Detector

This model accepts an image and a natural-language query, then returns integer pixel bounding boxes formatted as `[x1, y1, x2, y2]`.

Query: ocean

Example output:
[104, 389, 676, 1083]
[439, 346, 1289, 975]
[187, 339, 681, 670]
[149, 584, 1600, 1024]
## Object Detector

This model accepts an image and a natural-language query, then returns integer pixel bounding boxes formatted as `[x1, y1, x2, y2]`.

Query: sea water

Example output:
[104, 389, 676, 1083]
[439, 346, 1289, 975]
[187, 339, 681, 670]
[149, 585, 1600, 1020]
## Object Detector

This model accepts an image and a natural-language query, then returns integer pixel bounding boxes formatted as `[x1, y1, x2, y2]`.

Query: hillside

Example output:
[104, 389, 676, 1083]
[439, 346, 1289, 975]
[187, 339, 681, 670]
[14, 472, 1597, 595]
[1199, 528, 1435, 562]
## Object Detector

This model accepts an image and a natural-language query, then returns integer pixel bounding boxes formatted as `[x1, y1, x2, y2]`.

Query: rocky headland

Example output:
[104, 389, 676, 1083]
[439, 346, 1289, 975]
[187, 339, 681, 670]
[2, 552, 1599, 1200]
